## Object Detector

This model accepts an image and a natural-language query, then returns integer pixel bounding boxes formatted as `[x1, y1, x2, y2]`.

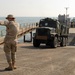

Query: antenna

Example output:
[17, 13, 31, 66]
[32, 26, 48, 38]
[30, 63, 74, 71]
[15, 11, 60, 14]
[65, 7, 69, 18]
[65, 7, 69, 25]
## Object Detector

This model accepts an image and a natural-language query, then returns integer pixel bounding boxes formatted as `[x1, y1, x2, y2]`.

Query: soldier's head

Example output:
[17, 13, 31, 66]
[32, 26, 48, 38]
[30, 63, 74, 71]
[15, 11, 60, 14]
[6, 14, 15, 21]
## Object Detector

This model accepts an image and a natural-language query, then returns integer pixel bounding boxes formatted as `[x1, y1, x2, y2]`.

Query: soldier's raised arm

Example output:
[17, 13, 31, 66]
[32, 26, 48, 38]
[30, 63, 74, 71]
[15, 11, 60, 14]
[0, 20, 4, 25]
[0, 20, 8, 26]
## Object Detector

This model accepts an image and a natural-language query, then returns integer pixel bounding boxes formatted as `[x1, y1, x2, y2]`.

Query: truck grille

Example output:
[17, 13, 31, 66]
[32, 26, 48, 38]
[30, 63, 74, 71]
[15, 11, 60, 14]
[36, 28, 48, 36]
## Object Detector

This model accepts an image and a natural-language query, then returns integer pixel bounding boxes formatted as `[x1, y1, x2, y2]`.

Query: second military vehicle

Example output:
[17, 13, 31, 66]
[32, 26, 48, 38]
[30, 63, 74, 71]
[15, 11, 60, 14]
[33, 18, 69, 48]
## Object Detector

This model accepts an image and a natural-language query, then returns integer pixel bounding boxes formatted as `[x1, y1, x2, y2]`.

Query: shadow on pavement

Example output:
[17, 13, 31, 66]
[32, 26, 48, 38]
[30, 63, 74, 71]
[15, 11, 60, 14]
[0, 69, 7, 72]
[0, 69, 13, 72]
[20, 45, 58, 50]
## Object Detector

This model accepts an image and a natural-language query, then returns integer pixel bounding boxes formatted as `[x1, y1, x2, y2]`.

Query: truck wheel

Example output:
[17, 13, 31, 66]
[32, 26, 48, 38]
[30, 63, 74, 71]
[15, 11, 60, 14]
[33, 39, 40, 47]
[64, 38, 68, 46]
[51, 37, 58, 48]
[60, 37, 66, 47]
[60, 37, 63, 47]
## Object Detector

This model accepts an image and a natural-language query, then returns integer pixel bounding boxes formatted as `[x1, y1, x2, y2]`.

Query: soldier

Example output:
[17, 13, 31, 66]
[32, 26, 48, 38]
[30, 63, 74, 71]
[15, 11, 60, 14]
[0, 14, 19, 70]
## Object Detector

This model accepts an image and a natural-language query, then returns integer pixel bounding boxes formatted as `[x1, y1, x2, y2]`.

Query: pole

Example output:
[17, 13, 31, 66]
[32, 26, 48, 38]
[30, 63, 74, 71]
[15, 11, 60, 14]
[65, 7, 69, 40]
[65, 7, 69, 25]
[24, 35, 26, 42]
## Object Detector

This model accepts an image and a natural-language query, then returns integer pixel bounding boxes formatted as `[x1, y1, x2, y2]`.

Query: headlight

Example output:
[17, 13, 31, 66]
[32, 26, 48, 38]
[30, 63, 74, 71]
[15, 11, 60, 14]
[50, 34, 54, 37]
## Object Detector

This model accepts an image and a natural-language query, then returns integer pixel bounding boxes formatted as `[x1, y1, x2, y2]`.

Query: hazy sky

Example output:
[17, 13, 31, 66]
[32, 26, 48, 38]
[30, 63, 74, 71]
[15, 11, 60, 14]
[0, 0, 74, 17]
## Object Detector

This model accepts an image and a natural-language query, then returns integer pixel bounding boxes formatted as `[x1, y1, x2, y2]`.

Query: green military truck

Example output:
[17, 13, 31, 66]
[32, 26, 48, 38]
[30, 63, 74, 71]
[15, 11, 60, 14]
[33, 18, 69, 48]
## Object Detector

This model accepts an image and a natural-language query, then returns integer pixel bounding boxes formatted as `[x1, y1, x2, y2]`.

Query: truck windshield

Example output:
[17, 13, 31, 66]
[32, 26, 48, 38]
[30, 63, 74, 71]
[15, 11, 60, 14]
[39, 19, 57, 28]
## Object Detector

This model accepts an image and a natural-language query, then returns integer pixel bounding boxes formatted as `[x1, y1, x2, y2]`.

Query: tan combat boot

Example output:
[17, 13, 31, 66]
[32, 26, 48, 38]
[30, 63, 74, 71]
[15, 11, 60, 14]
[5, 62, 13, 71]
[12, 61, 17, 69]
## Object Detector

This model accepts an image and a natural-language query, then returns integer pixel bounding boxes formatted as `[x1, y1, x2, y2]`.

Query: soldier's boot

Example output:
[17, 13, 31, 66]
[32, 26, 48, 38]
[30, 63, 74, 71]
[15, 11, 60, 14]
[11, 53, 17, 69]
[5, 52, 13, 70]
[5, 62, 13, 70]
[12, 61, 17, 69]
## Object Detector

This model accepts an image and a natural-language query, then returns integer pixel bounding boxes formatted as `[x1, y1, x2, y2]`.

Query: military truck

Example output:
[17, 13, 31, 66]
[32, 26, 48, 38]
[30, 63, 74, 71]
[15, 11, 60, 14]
[33, 18, 68, 48]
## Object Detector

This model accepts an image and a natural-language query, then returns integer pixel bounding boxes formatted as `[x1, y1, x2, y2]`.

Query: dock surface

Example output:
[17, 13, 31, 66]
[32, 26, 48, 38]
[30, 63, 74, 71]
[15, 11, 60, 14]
[0, 43, 75, 75]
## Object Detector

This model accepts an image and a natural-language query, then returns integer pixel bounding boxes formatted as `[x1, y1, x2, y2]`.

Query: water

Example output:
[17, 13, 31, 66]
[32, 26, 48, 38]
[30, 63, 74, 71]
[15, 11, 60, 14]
[0, 17, 44, 43]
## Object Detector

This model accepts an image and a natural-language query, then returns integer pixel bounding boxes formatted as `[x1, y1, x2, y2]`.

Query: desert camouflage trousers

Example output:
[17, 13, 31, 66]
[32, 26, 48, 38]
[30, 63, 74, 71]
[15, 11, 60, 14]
[4, 40, 17, 63]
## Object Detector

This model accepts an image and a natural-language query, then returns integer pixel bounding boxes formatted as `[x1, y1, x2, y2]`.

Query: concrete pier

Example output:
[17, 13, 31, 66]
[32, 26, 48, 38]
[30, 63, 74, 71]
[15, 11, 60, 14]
[0, 43, 75, 75]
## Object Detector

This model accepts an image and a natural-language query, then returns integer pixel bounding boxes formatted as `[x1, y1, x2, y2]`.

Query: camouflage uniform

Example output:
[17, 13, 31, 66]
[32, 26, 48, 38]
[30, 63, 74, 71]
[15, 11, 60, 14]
[0, 20, 19, 64]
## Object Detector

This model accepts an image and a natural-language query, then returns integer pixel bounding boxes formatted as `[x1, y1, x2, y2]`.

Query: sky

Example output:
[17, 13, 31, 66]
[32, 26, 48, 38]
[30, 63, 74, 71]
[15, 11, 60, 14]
[0, 0, 75, 17]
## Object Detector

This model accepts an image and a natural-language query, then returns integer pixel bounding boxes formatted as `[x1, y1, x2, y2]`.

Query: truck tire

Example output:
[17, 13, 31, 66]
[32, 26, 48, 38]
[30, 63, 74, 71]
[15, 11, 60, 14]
[51, 37, 58, 48]
[60, 37, 67, 47]
[33, 39, 40, 47]
[64, 37, 68, 46]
